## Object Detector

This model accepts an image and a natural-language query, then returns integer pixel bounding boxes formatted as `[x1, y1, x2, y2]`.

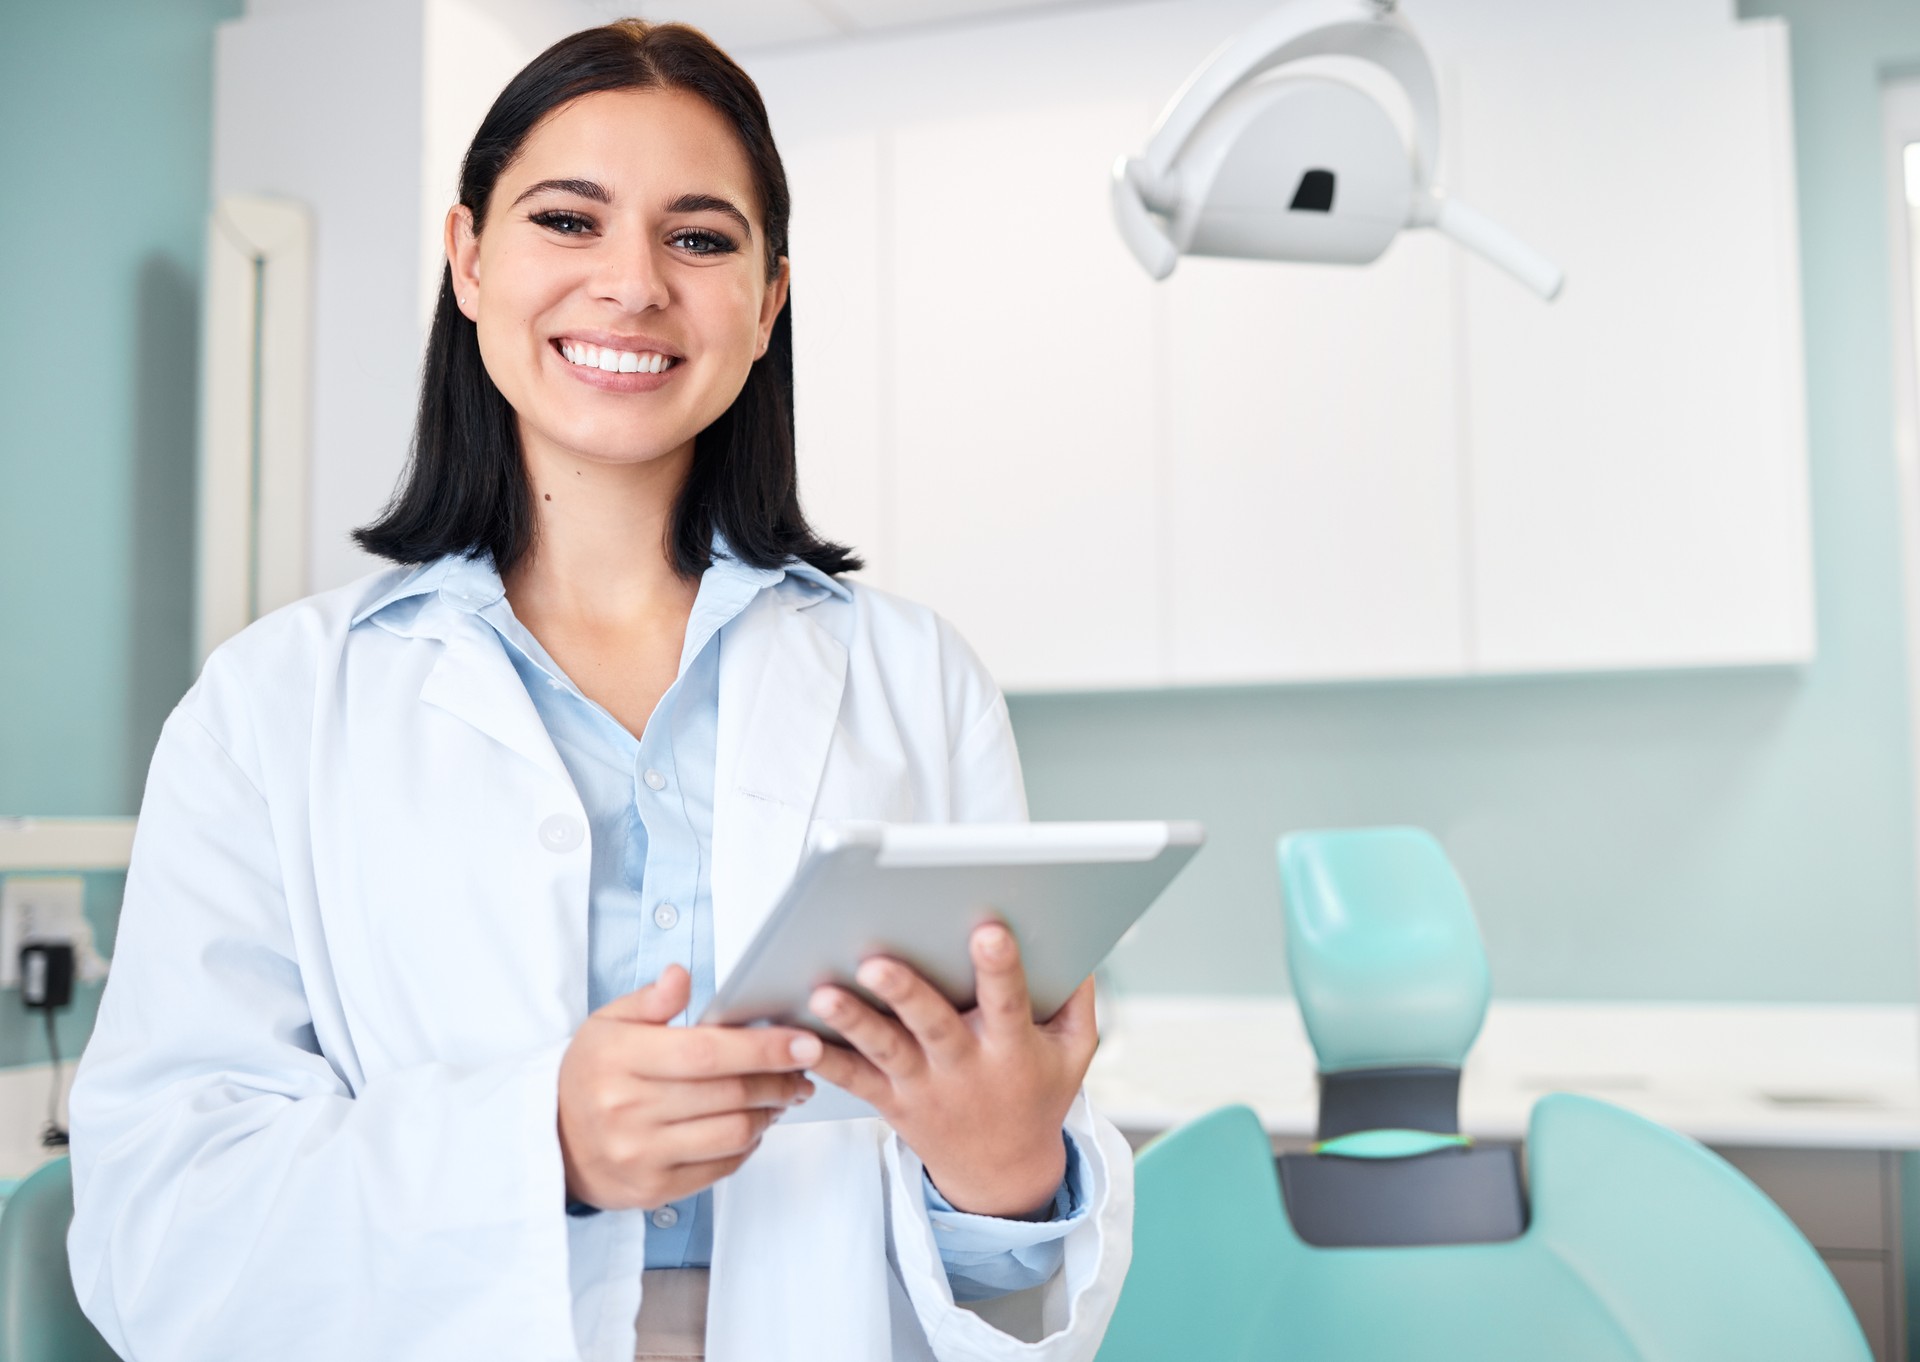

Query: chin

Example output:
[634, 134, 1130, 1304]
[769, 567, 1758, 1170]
[547, 421, 699, 467]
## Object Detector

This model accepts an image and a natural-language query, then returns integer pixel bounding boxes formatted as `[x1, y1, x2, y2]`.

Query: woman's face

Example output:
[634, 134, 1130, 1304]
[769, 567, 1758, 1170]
[445, 85, 788, 478]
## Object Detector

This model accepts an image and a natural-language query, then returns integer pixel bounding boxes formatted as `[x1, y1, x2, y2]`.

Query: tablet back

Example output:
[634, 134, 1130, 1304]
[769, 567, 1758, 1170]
[703, 821, 1204, 1036]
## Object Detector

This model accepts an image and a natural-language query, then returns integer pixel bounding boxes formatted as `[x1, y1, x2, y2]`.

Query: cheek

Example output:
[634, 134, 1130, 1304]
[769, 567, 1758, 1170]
[474, 318, 542, 408]
[692, 269, 770, 349]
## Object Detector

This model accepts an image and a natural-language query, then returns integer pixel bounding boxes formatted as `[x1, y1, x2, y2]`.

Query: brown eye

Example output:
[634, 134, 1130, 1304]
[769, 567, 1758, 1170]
[531, 210, 592, 235]
[671, 228, 736, 256]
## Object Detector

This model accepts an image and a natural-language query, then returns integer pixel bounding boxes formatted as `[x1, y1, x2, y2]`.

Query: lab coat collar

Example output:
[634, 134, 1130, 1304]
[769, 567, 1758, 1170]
[347, 534, 852, 637]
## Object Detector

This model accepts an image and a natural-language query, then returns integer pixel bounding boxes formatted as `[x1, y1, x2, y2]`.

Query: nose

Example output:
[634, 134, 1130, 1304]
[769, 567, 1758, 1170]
[593, 234, 672, 314]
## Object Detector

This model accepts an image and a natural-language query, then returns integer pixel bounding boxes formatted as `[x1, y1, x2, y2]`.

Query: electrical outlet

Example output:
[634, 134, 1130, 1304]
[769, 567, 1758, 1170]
[0, 876, 108, 988]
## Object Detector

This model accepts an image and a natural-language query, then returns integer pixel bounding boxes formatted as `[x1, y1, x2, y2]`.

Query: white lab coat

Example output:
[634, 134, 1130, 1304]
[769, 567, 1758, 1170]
[65, 560, 1134, 1362]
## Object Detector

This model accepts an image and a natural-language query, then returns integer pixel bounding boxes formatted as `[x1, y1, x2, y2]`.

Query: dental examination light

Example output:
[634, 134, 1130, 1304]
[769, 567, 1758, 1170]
[1112, 0, 1563, 300]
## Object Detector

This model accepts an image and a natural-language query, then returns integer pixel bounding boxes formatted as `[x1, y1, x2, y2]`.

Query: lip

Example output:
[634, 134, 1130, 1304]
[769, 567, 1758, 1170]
[549, 337, 685, 393]
[551, 329, 685, 359]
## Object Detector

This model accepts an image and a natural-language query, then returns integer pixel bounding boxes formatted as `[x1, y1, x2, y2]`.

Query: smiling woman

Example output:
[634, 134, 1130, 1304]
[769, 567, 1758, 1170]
[353, 23, 858, 585]
[61, 18, 1133, 1362]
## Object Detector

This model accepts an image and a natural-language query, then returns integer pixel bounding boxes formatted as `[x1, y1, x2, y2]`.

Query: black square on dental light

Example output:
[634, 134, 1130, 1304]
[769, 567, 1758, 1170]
[1290, 168, 1336, 212]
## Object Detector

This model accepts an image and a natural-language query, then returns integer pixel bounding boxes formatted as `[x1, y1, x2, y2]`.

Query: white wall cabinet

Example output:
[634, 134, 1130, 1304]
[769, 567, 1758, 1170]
[770, 0, 1814, 692]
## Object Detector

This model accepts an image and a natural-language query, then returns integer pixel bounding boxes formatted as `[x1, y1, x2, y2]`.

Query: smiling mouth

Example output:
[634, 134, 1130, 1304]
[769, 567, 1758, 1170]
[553, 338, 683, 375]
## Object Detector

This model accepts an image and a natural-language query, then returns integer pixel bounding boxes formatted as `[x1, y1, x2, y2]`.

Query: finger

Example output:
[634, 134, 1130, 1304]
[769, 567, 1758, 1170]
[628, 1022, 824, 1081]
[645, 1151, 757, 1206]
[855, 956, 971, 1064]
[803, 1040, 894, 1110]
[650, 1072, 816, 1122]
[970, 922, 1034, 1040]
[596, 963, 692, 1026]
[810, 985, 925, 1080]
[658, 1106, 781, 1164]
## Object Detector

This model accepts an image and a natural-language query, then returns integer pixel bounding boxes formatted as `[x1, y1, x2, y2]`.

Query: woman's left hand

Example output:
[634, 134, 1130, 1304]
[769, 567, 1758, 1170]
[804, 923, 1097, 1219]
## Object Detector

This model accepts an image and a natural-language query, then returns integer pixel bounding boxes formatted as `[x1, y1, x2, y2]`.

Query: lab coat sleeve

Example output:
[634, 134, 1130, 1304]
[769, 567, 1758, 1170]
[878, 619, 1136, 1359]
[65, 698, 579, 1362]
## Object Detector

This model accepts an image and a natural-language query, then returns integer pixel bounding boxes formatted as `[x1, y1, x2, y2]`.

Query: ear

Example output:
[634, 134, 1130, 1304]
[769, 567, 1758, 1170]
[445, 204, 481, 320]
[754, 256, 791, 360]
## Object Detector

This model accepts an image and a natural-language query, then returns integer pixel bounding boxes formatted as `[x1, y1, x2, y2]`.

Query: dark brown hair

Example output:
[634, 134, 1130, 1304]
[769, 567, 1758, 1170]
[353, 20, 859, 579]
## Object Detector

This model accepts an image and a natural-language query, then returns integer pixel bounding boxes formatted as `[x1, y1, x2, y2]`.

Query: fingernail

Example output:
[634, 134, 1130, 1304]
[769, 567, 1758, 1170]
[790, 1033, 822, 1064]
[810, 987, 840, 1017]
[981, 926, 1012, 960]
[856, 960, 892, 992]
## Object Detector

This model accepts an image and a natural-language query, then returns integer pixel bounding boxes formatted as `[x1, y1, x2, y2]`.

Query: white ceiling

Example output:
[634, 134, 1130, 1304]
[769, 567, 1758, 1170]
[572, 0, 1113, 52]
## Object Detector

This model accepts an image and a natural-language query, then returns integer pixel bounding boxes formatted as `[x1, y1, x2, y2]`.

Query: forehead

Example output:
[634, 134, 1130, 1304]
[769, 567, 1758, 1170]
[505, 86, 760, 217]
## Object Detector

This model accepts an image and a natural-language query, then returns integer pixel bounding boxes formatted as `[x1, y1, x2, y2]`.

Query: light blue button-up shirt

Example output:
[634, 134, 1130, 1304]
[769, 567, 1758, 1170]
[362, 545, 1084, 1300]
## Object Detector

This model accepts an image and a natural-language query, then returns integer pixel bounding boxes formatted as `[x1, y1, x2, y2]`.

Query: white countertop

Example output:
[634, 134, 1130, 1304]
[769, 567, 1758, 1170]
[8, 998, 1917, 1184]
[1085, 997, 1920, 1150]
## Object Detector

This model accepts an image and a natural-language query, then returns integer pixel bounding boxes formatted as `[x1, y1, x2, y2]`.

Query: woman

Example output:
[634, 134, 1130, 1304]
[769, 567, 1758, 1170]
[65, 20, 1131, 1362]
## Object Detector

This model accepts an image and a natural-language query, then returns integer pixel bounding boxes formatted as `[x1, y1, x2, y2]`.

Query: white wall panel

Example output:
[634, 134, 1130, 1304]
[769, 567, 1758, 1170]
[1436, 2, 1813, 672]
[786, 131, 892, 586]
[1165, 236, 1467, 684]
[888, 103, 1163, 690]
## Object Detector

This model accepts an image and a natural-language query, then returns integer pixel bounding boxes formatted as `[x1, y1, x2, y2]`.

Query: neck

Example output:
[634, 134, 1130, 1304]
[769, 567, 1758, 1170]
[503, 432, 700, 629]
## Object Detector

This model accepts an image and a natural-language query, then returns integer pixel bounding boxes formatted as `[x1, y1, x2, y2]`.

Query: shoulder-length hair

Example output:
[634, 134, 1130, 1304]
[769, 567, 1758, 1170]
[353, 20, 860, 580]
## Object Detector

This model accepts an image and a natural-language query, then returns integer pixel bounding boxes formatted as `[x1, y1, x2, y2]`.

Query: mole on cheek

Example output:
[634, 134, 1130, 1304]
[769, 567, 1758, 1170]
[544, 493, 552, 501]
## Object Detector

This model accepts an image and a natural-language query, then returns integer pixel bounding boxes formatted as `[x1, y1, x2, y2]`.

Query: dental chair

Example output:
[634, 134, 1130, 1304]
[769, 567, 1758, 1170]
[0, 1155, 117, 1361]
[1096, 827, 1871, 1361]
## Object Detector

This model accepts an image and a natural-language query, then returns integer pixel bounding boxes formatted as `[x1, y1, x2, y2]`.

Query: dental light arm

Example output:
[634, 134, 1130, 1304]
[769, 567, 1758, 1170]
[1413, 193, 1565, 302]
[1112, 0, 1563, 301]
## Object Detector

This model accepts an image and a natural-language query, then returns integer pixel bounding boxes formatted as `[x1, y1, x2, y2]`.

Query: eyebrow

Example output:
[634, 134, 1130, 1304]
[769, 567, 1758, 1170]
[668, 192, 752, 238]
[511, 177, 610, 208]
[510, 179, 754, 237]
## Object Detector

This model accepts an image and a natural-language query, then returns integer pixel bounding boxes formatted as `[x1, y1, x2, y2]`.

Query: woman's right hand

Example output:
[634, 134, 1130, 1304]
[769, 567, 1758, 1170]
[557, 963, 822, 1211]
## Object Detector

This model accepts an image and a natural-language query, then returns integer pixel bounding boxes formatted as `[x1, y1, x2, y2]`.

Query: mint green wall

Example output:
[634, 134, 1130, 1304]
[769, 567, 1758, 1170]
[0, 0, 238, 1073]
[1014, 0, 1920, 1008]
[0, 0, 241, 820]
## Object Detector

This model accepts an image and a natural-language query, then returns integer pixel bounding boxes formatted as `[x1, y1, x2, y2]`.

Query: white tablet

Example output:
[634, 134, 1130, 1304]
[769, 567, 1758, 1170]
[700, 820, 1204, 1122]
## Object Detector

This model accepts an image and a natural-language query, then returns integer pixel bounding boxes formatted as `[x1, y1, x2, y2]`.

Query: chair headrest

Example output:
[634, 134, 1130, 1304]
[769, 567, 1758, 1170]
[1277, 827, 1490, 1073]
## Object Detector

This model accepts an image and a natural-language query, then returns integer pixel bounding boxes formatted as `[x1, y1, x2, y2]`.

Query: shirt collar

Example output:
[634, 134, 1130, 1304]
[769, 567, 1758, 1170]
[349, 531, 850, 633]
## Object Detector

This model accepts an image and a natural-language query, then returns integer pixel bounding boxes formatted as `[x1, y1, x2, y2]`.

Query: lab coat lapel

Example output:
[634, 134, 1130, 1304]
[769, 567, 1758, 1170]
[711, 586, 848, 987]
[413, 602, 575, 791]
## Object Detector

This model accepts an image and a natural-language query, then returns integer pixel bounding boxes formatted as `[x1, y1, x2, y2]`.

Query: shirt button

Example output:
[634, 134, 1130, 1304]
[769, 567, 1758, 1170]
[643, 769, 667, 791]
[650, 1206, 679, 1230]
[537, 814, 583, 853]
[653, 903, 680, 930]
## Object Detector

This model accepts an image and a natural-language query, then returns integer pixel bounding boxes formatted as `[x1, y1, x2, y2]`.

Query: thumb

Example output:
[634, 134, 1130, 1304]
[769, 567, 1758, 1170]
[597, 963, 692, 1026]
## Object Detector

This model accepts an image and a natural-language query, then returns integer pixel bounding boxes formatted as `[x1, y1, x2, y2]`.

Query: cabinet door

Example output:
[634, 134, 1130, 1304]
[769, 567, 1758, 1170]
[1444, 0, 1813, 671]
[786, 131, 891, 588]
[888, 102, 1164, 690]
[1165, 237, 1468, 684]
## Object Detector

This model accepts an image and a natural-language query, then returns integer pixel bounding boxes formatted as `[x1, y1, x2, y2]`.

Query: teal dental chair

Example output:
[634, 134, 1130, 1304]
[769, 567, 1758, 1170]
[0, 1155, 118, 1361]
[1097, 826, 1871, 1361]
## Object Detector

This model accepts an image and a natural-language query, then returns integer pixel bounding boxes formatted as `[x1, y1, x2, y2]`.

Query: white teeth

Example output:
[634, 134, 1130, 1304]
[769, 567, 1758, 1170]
[558, 340, 674, 374]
